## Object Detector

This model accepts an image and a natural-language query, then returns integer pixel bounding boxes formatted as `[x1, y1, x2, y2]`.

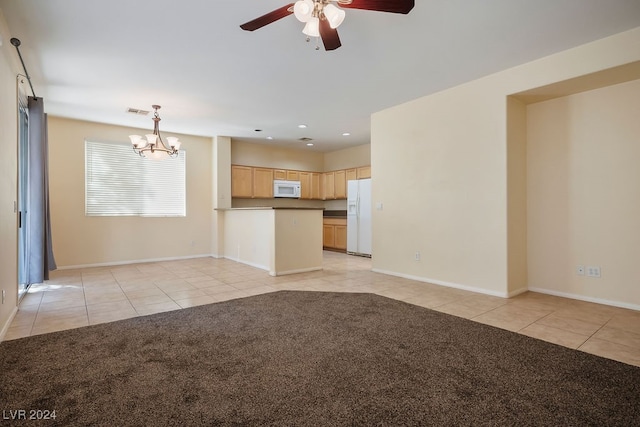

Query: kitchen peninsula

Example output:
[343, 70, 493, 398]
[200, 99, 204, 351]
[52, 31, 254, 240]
[217, 207, 323, 276]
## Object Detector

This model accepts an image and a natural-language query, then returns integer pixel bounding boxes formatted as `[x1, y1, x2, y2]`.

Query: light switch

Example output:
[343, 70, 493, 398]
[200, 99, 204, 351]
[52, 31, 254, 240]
[376, 202, 383, 211]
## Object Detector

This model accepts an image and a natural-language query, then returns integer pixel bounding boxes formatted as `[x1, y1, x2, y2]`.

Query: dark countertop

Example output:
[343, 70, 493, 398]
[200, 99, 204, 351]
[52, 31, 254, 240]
[323, 210, 347, 218]
[216, 207, 324, 211]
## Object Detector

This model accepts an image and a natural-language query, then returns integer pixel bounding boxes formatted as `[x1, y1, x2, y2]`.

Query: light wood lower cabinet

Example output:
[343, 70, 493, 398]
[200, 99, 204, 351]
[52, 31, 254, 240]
[323, 218, 347, 251]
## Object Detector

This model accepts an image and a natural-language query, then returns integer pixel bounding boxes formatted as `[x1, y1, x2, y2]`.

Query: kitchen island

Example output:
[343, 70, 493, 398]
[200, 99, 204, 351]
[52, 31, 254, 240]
[217, 207, 323, 276]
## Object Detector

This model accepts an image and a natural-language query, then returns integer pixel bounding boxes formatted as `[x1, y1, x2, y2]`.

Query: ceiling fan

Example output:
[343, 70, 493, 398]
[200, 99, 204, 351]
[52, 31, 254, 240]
[240, 0, 415, 51]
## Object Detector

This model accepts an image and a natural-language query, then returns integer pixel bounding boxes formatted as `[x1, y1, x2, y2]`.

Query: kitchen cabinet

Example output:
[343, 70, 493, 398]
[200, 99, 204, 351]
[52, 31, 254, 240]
[323, 172, 335, 200]
[273, 169, 287, 180]
[299, 172, 311, 199]
[357, 166, 371, 179]
[231, 165, 370, 200]
[335, 170, 347, 199]
[253, 168, 274, 198]
[231, 165, 253, 198]
[323, 218, 347, 251]
[323, 225, 335, 248]
[311, 172, 322, 200]
[335, 225, 347, 250]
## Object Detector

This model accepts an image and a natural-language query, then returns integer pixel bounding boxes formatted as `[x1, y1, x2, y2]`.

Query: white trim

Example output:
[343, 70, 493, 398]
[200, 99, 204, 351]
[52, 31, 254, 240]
[57, 254, 216, 270]
[270, 267, 323, 277]
[529, 287, 640, 312]
[372, 268, 513, 298]
[222, 256, 269, 272]
[0, 307, 19, 342]
[507, 287, 529, 298]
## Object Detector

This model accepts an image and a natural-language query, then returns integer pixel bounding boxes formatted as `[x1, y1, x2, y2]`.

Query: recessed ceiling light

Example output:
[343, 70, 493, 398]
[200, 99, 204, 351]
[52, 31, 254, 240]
[266, 136, 273, 140]
[298, 124, 307, 129]
[306, 143, 314, 146]
[342, 132, 351, 136]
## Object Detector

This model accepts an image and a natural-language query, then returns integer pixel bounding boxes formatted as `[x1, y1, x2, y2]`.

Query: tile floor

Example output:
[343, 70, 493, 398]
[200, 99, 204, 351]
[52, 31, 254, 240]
[4, 251, 640, 367]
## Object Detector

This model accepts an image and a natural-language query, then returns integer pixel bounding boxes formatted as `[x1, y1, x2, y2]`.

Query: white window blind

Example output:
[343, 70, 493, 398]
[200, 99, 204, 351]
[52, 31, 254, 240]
[85, 140, 186, 217]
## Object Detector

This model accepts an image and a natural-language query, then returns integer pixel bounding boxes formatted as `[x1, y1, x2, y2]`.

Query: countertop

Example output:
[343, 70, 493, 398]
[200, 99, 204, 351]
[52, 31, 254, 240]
[216, 207, 325, 211]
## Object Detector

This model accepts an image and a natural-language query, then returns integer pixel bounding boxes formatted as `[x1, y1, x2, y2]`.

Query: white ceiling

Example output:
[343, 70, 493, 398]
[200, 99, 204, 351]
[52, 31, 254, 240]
[1, 0, 640, 152]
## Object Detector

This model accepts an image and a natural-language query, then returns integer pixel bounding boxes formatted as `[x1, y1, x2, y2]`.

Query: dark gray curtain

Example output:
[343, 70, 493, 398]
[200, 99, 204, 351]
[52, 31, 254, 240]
[26, 96, 56, 283]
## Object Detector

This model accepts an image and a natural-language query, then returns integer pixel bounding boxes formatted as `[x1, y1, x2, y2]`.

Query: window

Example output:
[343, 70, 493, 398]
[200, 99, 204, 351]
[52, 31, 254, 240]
[85, 140, 186, 217]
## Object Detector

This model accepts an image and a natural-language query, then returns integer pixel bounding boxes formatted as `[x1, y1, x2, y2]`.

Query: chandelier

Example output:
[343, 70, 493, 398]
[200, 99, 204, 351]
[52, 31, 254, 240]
[129, 105, 181, 160]
[294, 0, 346, 39]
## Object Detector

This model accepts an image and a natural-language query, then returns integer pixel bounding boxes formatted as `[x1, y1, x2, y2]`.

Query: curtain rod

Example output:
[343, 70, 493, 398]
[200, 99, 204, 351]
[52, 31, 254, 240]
[10, 37, 36, 98]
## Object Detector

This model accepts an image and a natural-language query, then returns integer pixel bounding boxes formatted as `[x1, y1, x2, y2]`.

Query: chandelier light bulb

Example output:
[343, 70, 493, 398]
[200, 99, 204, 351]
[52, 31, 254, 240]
[166, 136, 181, 150]
[323, 4, 345, 29]
[129, 135, 145, 148]
[302, 16, 320, 37]
[145, 134, 158, 146]
[294, 0, 314, 23]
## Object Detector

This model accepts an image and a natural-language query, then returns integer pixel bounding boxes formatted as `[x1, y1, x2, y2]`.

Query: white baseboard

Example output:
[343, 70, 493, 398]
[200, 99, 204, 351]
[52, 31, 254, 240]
[0, 306, 19, 342]
[270, 267, 323, 277]
[57, 254, 217, 270]
[222, 256, 269, 272]
[528, 287, 640, 312]
[372, 268, 514, 298]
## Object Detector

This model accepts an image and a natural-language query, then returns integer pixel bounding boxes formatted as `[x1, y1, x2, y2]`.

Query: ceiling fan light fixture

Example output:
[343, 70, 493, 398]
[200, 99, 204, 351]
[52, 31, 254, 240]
[323, 4, 345, 29]
[294, 0, 314, 22]
[302, 16, 320, 37]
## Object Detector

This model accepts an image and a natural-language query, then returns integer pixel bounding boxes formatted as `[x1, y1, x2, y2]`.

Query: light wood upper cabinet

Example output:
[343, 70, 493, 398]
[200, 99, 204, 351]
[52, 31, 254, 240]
[273, 169, 287, 180]
[299, 172, 311, 199]
[357, 166, 371, 179]
[231, 165, 369, 200]
[323, 172, 335, 200]
[334, 170, 347, 199]
[231, 165, 253, 198]
[311, 172, 322, 200]
[253, 168, 274, 198]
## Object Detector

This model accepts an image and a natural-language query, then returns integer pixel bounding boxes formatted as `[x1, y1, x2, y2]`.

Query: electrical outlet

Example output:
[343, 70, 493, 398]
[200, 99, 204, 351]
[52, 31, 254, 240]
[577, 265, 585, 275]
[586, 266, 601, 278]
[414, 251, 420, 261]
[2, 289, 5, 304]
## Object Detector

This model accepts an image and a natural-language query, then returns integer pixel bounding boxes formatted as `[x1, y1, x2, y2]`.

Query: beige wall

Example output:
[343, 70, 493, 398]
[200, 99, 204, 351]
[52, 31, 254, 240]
[371, 27, 640, 300]
[527, 79, 640, 308]
[323, 143, 371, 171]
[231, 140, 324, 171]
[222, 208, 323, 275]
[222, 209, 273, 271]
[274, 209, 323, 275]
[506, 97, 528, 295]
[48, 117, 213, 267]
[0, 10, 20, 337]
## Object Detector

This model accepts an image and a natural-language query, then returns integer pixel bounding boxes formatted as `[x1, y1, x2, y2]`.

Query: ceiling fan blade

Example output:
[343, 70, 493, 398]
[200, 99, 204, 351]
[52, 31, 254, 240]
[338, 0, 414, 14]
[319, 18, 342, 51]
[240, 3, 295, 31]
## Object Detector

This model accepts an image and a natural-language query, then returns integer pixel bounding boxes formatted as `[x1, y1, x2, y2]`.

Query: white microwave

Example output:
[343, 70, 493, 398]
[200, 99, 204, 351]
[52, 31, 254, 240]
[274, 180, 301, 198]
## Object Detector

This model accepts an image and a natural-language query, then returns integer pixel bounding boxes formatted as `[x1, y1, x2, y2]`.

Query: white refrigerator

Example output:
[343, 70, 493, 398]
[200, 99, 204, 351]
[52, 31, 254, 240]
[347, 178, 372, 257]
